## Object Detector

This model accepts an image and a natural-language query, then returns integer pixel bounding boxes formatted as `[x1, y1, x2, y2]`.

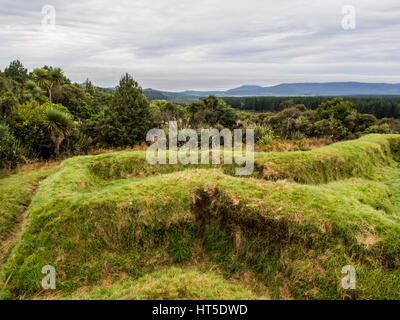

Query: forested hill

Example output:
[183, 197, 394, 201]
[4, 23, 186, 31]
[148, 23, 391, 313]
[223, 82, 400, 96]
[142, 82, 400, 101]
[142, 89, 400, 119]
[222, 96, 400, 119]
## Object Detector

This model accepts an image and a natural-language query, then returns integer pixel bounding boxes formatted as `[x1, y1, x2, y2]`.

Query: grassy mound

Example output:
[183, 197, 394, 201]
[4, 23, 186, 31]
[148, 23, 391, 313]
[0, 164, 58, 263]
[0, 134, 400, 300]
[89, 134, 400, 184]
[254, 134, 400, 183]
[66, 267, 265, 300]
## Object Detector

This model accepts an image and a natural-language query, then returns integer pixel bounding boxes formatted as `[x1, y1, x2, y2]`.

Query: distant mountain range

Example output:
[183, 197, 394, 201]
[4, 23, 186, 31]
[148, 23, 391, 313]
[141, 82, 400, 100]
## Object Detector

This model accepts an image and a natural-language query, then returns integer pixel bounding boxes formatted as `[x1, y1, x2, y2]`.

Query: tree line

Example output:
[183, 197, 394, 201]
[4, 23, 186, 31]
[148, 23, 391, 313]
[222, 96, 400, 119]
[1, 60, 400, 169]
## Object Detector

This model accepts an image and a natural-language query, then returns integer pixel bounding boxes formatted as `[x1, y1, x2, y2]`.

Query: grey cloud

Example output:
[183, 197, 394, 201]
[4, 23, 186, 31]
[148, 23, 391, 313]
[0, 0, 399, 90]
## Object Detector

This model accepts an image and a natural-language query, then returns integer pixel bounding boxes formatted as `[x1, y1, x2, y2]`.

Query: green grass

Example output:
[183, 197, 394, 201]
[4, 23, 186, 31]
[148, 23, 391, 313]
[65, 267, 265, 300]
[253, 134, 400, 183]
[89, 134, 400, 184]
[0, 164, 58, 261]
[0, 134, 400, 299]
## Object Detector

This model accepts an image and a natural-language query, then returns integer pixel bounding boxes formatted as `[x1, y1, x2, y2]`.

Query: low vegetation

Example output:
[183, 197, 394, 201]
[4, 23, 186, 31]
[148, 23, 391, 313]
[2, 60, 400, 168]
[0, 134, 399, 299]
[67, 267, 265, 300]
[2, 60, 400, 300]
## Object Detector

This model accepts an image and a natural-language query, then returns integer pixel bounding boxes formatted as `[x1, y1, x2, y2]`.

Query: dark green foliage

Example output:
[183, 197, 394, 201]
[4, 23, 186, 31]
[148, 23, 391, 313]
[4, 60, 28, 85]
[364, 123, 392, 134]
[88, 86, 113, 113]
[53, 84, 94, 119]
[1, 59, 400, 162]
[99, 73, 152, 147]
[0, 92, 18, 124]
[32, 67, 66, 108]
[313, 117, 348, 140]
[62, 128, 93, 156]
[43, 108, 73, 129]
[150, 100, 188, 127]
[0, 125, 22, 168]
[43, 108, 74, 157]
[187, 95, 238, 128]
[8, 100, 51, 158]
[8, 101, 72, 159]
[378, 117, 400, 132]
[0, 73, 13, 96]
[22, 81, 43, 103]
[84, 79, 95, 96]
[250, 98, 391, 141]
[223, 96, 400, 119]
[316, 98, 354, 122]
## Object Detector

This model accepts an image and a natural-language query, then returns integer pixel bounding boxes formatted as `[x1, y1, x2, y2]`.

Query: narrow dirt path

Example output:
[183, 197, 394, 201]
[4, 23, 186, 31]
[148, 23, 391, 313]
[0, 183, 40, 264]
[0, 163, 59, 267]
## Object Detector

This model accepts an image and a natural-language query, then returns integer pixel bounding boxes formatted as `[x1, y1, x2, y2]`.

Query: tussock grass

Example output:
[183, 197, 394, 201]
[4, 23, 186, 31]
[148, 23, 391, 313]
[65, 267, 265, 300]
[0, 134, 400, 299]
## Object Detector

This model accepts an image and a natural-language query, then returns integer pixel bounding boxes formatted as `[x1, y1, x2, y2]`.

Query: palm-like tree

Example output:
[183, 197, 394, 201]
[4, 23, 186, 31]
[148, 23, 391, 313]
[43, 108, 73, 158]
[32, 67, 64, 108]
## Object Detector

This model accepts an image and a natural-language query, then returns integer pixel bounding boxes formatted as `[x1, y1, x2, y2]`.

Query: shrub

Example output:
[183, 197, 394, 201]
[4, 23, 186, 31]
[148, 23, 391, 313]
[9, 100, 72, 159]
[364, 123, 393, 134]
[253, 125, 275, 146]
[187, 95, 238, 129]
[0, 124, 22, 168]
[0, 91, 18, 123]
[316, 98, 354, 122]
[53, 84, 94, 119]
[9, 100, 51, 158]
[63, 128, 93, 156]
[313, 117, 348, 140]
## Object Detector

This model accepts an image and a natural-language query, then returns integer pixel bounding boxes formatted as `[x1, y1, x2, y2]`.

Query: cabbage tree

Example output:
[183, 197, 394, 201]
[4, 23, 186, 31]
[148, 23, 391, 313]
[43, 108, 73, 157]
[33, 67, 64, 108]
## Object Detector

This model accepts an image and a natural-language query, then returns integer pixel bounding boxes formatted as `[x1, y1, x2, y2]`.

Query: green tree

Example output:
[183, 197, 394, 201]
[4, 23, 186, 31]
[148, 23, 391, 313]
[313, 115, 348, 140]
[99, 73, 152, 147]
[275, 107, 301, 139]
[316, 98, 354, 122]
[9, 100, 49, 158]
[85, 78, 95, 95]
[0, 91, 18, 124]
[150, 100, 187, 127]
[32, 67, 64, 108]
[4, 60, 28, 84]
[187, 95, 237, 128]
[9, 100, 71, 158]
[0, 72, 13, 94]
[53, 83, 93, 119]
[42, 108, 73, 157]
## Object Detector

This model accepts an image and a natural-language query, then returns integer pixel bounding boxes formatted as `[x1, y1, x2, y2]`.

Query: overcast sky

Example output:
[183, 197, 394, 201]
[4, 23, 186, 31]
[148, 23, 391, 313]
[1, 0, 399, 90]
